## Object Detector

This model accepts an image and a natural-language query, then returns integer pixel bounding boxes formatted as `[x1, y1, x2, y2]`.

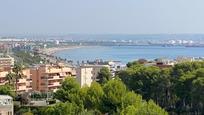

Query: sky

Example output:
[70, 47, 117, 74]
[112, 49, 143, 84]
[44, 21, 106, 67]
[0, 0, 204, 35]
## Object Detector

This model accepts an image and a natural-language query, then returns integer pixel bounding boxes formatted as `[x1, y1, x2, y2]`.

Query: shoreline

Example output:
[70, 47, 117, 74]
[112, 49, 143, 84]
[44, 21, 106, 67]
[41, 46, 84, 55]
[39, 45, 204, 64]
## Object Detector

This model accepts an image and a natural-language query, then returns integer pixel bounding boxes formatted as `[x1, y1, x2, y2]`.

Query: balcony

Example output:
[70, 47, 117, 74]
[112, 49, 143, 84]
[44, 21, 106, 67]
[45, 67, 72, 74]
[0, 71, 8, 78]
[48, 75, 63, 80]
[0, 82, 6, 85]
[17, 85, 27, 91]
[26, 78, 32, 82]
[45, 68, 62, 73]
[17, 79, 26, 83]
[48, 82, 61, 87]
[26, 86, 32, 89]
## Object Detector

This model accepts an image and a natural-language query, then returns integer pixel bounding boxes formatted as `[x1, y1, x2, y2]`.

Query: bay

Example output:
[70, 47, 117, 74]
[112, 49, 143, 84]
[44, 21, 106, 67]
[54, 46, 204, 63]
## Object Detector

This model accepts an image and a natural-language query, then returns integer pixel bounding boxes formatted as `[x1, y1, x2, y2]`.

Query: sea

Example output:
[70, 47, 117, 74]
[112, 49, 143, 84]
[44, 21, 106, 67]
[54, 45, 204, 64]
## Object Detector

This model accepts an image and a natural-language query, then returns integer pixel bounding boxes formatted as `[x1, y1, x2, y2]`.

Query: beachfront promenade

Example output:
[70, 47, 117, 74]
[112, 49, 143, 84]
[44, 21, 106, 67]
[37, 46, 81, 65]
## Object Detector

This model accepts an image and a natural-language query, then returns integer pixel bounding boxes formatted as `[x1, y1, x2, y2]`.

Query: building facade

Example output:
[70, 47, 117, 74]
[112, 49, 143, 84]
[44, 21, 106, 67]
[76, 64, 109, 87]
[0, 95, 13, 115]
[0, 70, 9, 86]
[31, 64, 76, 92]
[16, 69, 32, 93]
[0, 55, 14, 68]
[0, 68, 32, 93]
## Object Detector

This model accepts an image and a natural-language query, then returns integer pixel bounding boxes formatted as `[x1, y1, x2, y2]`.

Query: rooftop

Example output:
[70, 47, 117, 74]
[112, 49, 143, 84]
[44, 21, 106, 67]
[0, 95, 13, 100]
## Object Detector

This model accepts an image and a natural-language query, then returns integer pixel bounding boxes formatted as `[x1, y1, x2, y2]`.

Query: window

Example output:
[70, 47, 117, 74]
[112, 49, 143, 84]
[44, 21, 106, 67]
[41, 83, 45, 85]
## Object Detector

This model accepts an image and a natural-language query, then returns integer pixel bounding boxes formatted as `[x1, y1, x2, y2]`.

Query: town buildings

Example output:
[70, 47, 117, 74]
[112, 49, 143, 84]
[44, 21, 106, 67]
[0, 95, 13, 115]
[76, 64, 109, 87]
[0, 54, 32, 93]
[0, 55, 14, 68]
[0, 68, 32, 93]
[108, 61, 126, 76]
[0, 70, 9, 86]
[0, 55, 14, 86]
[30, 64, 76, 92]
[17, 69, 32, 93]
[175, 56, 195, 63]
[0, 55, 76, 93]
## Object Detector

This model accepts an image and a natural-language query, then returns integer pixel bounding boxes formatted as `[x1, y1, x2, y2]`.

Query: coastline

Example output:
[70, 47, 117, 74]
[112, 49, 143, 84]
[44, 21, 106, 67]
[41, 46, 83, 55]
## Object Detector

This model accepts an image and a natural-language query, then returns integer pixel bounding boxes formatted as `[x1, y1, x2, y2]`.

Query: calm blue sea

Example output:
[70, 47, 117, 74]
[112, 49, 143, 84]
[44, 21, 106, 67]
[54, 46, 204, 63]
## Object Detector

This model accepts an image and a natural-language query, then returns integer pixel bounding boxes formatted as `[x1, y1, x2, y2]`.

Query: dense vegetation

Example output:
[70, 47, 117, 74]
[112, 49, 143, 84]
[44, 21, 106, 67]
[118, 61, 204, 114]
[14, 51, 44, 66]
[96, 67, 112, 84]
[1, 61, 204, 114]
[1, 78, 167, 115]
[0, 84, 15, 97]
[42, 77, 167, 115]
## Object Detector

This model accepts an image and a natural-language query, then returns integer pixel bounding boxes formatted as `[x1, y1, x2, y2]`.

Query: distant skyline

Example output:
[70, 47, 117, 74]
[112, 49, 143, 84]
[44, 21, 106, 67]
[1, 0, 204, 35]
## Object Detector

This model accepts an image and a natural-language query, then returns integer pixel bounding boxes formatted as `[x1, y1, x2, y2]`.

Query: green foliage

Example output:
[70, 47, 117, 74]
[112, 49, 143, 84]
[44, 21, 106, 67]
[84, 82, 104, 110]
[118, 65, 165, 100]
[44, 77, 167, 115]
[14, 60, 204, 114]
[79, 86, 89, 103]
[54, 77, 80, 103]
[14, 106, 44, 115]
[102, 79, 127, 113]
[122, 91, 143, 108]
[41, 102, 81, 115]
[122, 105, 138, 115]
[22, 112, 33, 115]
[118, 61, 204, 114]
[126, 61, 141, 68]
[14, 51, 44, 66]
[143, 100, 168, 115]
[47, 99, 56, 105]
[5, 72, 15, 85]
[30, 92, 49, 100]
[0, 84, 15, 97]
[97, 67, 111, 84]
[121, 100, 168, 115]
[13, 63, 24, 74]
[191, 77, 204, 113]
[171, 61, 204, 77]
[8, 63, 26, 94]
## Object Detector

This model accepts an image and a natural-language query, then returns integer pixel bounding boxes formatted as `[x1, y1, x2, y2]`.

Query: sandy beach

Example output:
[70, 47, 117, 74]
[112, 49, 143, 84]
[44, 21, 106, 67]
[41, 46, 83, 55]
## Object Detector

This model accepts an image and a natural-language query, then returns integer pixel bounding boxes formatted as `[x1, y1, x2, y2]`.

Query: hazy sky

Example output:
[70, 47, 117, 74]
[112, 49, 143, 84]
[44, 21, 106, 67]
[0, 0, 204, 35]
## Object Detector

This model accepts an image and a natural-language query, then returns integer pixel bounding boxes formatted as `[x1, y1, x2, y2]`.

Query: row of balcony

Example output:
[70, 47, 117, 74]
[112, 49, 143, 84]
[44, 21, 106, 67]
[0, 71, 8, 78]
[45, 68, 73, 74]
[41, 82, 61, 87]
[41, 75, 64, 80]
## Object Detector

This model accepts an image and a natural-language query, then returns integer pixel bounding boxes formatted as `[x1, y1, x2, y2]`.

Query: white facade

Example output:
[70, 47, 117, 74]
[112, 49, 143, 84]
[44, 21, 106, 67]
[0, 95, 13, 115]
[77, 67, 93, 87]
[76, 65, 109, 87]
[0, 55, 14, 67]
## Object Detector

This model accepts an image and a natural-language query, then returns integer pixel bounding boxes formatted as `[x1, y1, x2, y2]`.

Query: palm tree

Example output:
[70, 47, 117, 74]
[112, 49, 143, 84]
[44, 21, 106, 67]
[12, 63, 26, 94]
[5, 72, 15, 86]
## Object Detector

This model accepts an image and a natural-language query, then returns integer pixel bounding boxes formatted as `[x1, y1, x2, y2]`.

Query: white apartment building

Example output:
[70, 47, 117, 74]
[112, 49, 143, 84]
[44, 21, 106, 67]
[0, 95, 13, 115]
[76, 64, 109, 87]
[0, 55, 14, 67]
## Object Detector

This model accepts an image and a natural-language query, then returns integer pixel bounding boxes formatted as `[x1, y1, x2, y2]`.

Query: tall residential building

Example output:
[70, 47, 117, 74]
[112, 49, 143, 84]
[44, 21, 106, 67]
[76, 64, 109, 87]
[0, 68, 32, 93]
[16, 69, 32, 93]
[31, 64, 76, 92]
[0, 55, 14, 68]
[0, 95, 13, 115]
[0, 70, 9, 85]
